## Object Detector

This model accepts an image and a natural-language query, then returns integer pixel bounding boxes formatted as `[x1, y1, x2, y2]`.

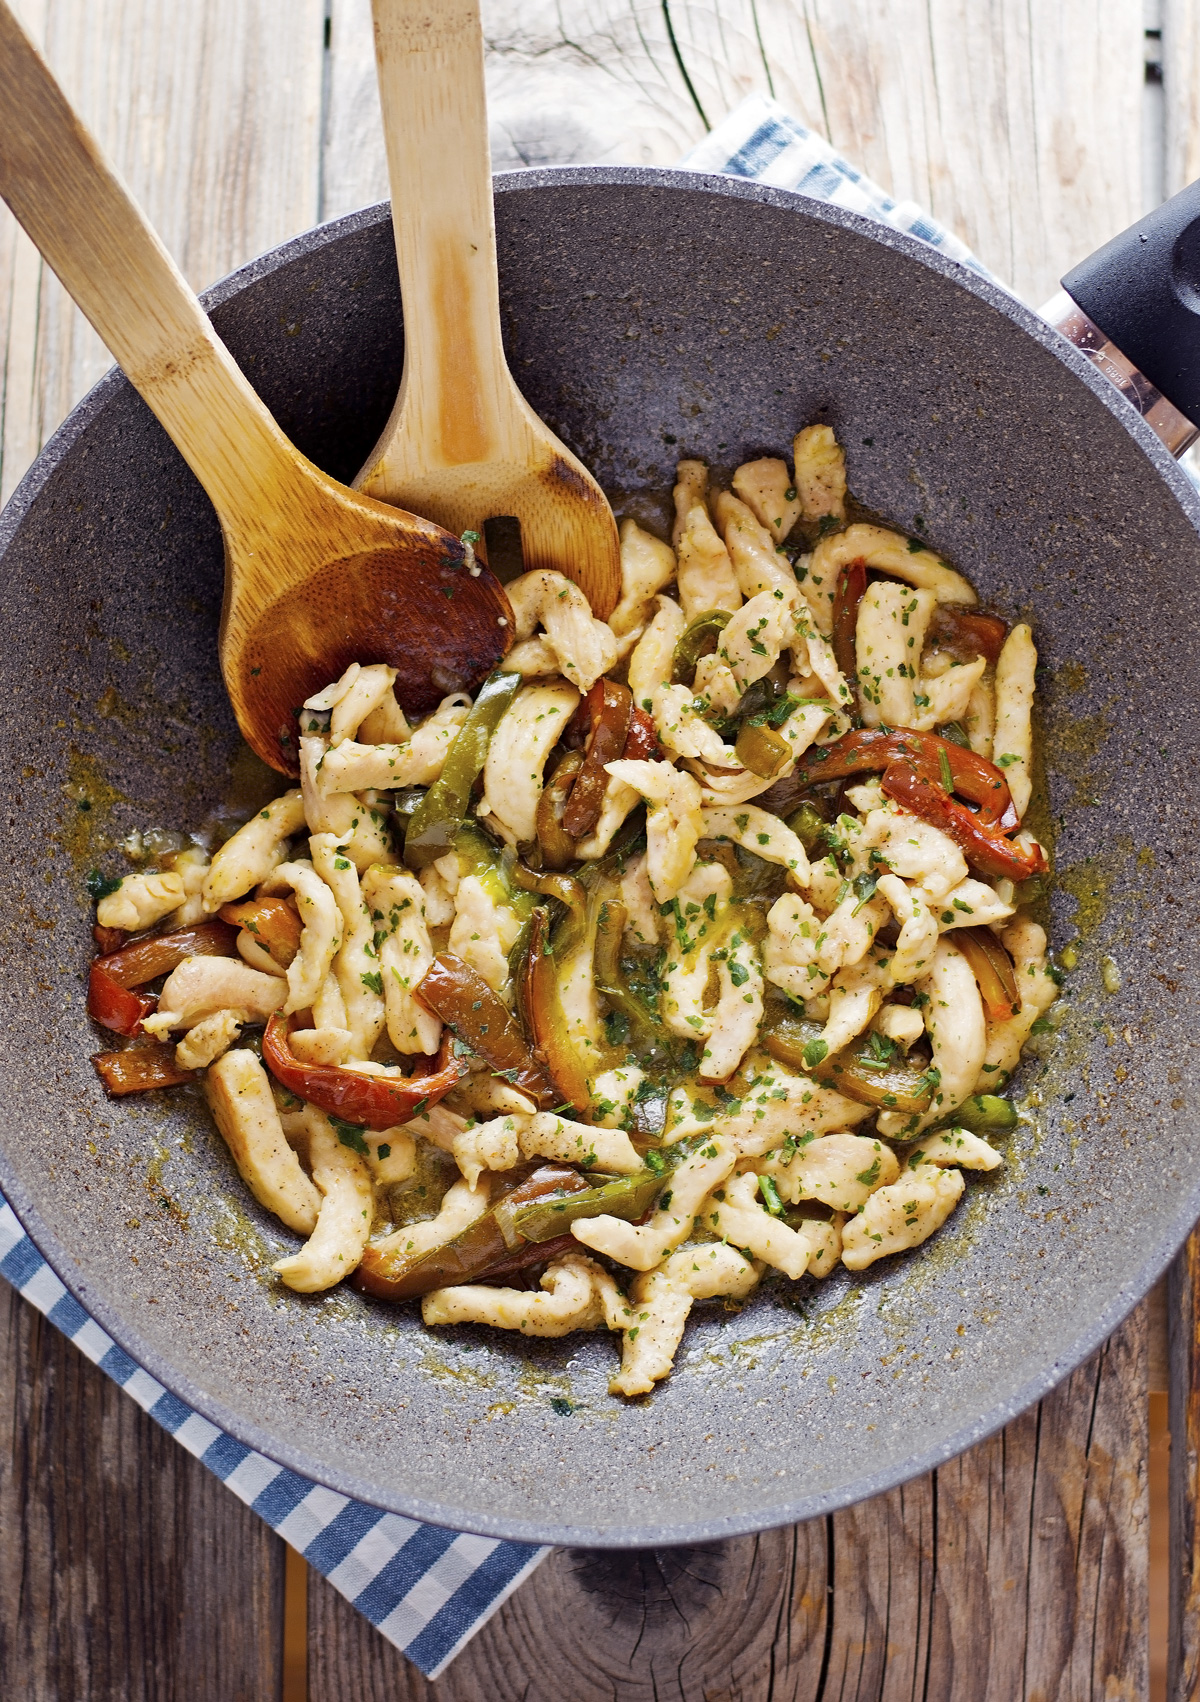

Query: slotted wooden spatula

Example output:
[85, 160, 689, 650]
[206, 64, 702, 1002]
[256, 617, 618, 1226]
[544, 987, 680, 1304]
[355, 0, 622, 617]
[0, 1, 513, 776]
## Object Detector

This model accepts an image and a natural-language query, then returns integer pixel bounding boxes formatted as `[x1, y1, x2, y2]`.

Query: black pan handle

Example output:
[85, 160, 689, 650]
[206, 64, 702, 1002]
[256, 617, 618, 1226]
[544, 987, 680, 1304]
[1055, 178, 1200, 455]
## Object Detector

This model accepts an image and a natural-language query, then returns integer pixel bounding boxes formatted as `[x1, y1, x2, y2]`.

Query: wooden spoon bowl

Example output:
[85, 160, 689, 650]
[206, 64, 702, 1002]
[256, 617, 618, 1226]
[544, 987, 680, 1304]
[0, 3, 512, 776]
[227, 535, 505, 772]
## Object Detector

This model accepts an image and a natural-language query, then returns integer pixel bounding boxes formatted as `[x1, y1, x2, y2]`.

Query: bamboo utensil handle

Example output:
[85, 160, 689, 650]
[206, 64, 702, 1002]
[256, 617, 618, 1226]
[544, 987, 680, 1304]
[360, 0, 621, 615]
[371, 0, 510, 469]
[0, 1, 297, 532]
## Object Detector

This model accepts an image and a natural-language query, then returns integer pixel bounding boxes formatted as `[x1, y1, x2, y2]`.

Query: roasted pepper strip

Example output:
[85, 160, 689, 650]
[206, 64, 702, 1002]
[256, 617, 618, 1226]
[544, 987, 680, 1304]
[354, 1164, 587, 1300]
[594, 899, 661, 1047]
[762, 1011, 936, 1113]
[786, 800, 830, 854]
[562, 679, 633, 837]
[928, 1094, 1017, 1136]
[510, 864, 587, 941]
[624, 705, 661, 760]
[93, 923, 127, 955]
[414, 952, 560, 1108]
[832, 555, 867, 679]
[494, 1168, 663, 1246]
[93, 918, 239, 988]
[262, 1015, 465, 1129]
[520, 909, 592, 1114]
[218, 898, 302, 968]
[881, 760, 1045, 882]
[536, 749, 583, 869]
[953, 925, 1019, 1020]
[87, 963, 157, 1037]
[671, 609, 731, 684]
[928, 606, 1008, 666]
[734, 721, 792, 778]
[791, 727, 1016, 828]
[92, 1042, 197, 1095]
[404, 670, 522, 868]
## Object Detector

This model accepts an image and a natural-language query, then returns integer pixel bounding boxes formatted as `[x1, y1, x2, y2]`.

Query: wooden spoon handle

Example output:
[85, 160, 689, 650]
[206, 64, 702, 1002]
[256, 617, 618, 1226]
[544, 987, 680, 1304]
[0, 2, 299, 529]
[371, 0, 512, 468]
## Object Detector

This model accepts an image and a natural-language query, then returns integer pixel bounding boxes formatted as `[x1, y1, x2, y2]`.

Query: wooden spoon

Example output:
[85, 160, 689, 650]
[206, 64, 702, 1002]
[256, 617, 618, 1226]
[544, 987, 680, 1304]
[0, 3, 512, 777]
[355, 0, 622, 617]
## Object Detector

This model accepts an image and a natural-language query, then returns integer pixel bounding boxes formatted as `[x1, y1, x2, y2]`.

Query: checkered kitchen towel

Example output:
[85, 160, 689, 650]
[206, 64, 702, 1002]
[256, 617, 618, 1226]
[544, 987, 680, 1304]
[0, 95, 996, 1677]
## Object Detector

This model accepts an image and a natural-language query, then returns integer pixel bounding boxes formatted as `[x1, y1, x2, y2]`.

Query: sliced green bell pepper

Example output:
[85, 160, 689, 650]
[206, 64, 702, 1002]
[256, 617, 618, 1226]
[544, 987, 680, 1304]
[671, 609, 731, 684]
[494, 1168, 664, 1247]
[404, 671, 522, 868]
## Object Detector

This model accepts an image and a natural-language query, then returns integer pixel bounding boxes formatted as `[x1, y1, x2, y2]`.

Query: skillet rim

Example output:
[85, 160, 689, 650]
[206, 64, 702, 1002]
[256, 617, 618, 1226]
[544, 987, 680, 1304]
[1, 163, 1196, 1548]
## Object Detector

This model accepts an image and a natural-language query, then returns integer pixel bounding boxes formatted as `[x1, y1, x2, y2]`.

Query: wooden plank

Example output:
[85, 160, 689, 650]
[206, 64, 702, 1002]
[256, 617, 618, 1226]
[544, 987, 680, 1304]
[0, 0, 325, 504]
[324, 0, 388, 222]
[1164, 0, 1200, 197]
[0, 1279, 286, 1700]
[774, 0, 1143, 306]
[1022, 1312, 1147, 1699]
[323, 0, 1143, 311]
[1169, 1233, 1200, 1702]
[307, 1521, 832, 1700]
[305, 1305, 1147, 1700]
[822, 1476, 937, 1701]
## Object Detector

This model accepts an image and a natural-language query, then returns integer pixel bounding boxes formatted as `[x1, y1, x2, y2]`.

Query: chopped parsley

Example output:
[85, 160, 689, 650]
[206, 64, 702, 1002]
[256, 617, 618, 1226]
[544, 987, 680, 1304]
[86, 869, 122, 902]
[329, 1117, 369, 1157]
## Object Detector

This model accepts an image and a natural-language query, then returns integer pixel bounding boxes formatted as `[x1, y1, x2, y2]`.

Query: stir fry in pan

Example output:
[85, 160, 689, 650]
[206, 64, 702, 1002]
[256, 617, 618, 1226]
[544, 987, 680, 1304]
[85, 425, 1057, 1396]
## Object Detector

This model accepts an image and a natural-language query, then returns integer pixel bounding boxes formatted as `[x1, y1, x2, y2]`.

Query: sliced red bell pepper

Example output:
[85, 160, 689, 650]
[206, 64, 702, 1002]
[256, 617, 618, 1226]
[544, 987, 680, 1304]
[414, 953, 560, 1108]
[87, 962, 158, 1037]
[94, 919, 239, 989]
[623, 705, 661, 761]
[928, 606, 1008, 666]
[881, 761, 1046, 882]
[218, 898, 302, 967]
[791, 727, 1016, 829]
[262, 1015, 466, 1130]
[562, 679, 633, 837]
[92, 1042, 197, 1095]
[831, 556, 867, 680]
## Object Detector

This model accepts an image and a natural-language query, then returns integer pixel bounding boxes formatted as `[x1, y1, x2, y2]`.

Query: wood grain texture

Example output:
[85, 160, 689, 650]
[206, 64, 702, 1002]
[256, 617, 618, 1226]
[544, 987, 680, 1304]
[0, 1279, 286, 1701]
[1169, 1233, 1200, 1702]
[325, 0, 1144, 304]
[306, 1304, 1147, 1700]
[0, 0, 324, 505]
[1164, 0, 1200, 198]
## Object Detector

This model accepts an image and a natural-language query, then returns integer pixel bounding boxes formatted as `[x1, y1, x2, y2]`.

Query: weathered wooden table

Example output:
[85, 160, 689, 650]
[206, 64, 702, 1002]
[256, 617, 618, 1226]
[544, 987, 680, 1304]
[3, 4, 1199, 1696]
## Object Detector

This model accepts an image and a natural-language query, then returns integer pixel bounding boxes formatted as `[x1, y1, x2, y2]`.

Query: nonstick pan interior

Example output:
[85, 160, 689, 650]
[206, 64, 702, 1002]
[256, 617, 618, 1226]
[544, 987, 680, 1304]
[1, 168, 1197, 1547]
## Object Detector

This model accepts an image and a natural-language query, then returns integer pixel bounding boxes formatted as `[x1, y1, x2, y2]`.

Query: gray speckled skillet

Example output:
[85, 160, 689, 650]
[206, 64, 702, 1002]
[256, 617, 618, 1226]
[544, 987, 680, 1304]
[1, 167, 1197, 1548]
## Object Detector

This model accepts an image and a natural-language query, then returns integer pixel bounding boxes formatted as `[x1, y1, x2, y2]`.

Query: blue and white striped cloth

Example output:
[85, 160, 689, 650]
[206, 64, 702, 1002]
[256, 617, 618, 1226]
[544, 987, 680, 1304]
[1, 95, 993, 1677]
[0, 1199, 544, 1676]
[680, 93, 999, 284]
